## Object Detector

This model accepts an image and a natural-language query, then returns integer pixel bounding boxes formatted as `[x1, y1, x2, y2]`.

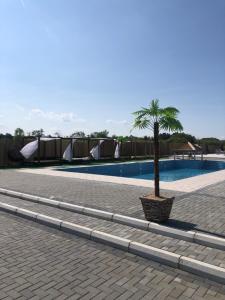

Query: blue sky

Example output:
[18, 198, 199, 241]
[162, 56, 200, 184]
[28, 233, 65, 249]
[0, 0, 224, 138]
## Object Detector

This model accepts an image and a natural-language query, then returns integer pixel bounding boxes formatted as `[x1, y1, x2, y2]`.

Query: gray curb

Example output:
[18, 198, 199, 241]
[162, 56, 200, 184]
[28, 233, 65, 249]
[113, 214, 149, 230]
[37, 214, 62, 228]
[194, 232, 225, 251]
[84, 207, 113, 220]
[16, 208, 38, 220]
[1, 188, 225, 251]
[59, 202, 84, 213]
[129, 241, 180, 268]
[91, 230, 130, 250]
[61, 221, 92, 238]
[1, 201, 225, 284]
[179, 256, 225, 284]
[148, 222, 195, 242]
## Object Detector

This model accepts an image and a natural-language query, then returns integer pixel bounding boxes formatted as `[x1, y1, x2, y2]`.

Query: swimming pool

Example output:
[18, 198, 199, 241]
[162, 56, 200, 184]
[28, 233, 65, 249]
[58, 160, 225, 182]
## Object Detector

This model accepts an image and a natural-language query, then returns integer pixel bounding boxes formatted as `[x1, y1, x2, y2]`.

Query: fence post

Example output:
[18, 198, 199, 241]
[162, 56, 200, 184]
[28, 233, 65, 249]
[135, 139, 137, 159]
[113, 140, 116, 160]
[54, 139, 57, 160]
[60, 138, 62, 162]
[37, 136, 41, 164]
[98, 139, 101, 160]
[71, 138, 73, 161]
[87, 137, 90, 158]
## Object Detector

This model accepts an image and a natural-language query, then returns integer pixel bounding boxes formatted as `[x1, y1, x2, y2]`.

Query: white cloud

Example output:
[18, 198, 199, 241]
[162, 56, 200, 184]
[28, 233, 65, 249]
[106, 119, 129, 125]
[26, 108, 86, 123]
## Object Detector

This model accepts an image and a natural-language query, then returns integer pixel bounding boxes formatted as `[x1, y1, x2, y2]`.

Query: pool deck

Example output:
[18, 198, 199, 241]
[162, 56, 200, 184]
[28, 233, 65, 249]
[0, 168, 224, 234]
[17, 162, 225, 192]
[0, 168, 225, 299]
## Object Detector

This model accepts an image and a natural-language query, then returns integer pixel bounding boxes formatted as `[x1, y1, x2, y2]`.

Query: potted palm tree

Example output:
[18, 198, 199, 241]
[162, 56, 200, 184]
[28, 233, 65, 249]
[133, 99, 183, 223]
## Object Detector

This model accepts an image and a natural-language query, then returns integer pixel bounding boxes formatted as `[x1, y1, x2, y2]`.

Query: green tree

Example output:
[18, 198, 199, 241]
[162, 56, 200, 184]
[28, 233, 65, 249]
[70, 131, 86, 138]
[4, 133, 12, 137]
[168, 132, 196, 144]
[54, 132, 61, 137]
[199, 137, 221, 145]
[133, 99, 183, 197]
[31, 129, 44, 137]
[158, 133, 171, 140]
[14, 128, 24, 137]
[90, 130, 109, 138]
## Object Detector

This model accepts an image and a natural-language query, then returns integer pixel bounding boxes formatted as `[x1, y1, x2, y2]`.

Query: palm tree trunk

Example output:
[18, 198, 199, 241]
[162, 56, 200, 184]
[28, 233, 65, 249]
[154, 122, 160, 197]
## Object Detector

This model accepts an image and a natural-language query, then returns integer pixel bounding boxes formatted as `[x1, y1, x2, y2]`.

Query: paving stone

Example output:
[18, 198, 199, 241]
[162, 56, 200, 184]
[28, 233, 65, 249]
[0, 170, 225, 299]
[3, 211, 225, 299]
[2, 193, 225, 271]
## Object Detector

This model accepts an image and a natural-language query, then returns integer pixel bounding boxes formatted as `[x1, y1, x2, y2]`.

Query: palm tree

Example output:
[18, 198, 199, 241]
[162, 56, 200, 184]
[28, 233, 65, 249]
[133, 99, 183, 197]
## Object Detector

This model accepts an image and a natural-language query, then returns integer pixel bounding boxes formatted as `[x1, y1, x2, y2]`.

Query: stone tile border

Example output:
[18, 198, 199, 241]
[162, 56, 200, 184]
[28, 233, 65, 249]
[1, 201, 225, 284]
[17, 164, 225, 192]
[1, 188, 225, 251]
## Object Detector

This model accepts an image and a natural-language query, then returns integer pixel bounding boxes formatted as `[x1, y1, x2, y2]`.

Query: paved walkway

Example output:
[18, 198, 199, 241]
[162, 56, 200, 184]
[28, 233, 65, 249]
[1, 193, 225, 269]
[0, 169, 225, 299]
[1, 211, 225, 300]
[0, 170, 225, 235]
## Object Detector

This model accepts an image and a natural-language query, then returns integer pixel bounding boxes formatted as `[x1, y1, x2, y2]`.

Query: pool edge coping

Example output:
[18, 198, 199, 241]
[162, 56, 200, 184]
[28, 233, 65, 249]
[16, 165, 225, 192]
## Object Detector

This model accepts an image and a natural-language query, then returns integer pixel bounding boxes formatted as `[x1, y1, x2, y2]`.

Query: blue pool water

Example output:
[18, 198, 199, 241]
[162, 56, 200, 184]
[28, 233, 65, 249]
[58, 160, 225, 182]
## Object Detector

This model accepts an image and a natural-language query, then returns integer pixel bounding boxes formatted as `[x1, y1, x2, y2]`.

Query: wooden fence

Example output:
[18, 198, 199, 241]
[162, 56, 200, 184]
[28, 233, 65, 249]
[0, 136, 204, 167]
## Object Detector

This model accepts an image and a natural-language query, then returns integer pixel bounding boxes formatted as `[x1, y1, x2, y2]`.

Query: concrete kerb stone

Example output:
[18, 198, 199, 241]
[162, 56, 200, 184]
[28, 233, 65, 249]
[36, 214, 62, 228]
[1, 188, 225, 252]
[129, 241, 180, 268]
[0, 188, 8, 195]
[21, 193, 40, 203]
[179, 256, 225, 284]
[59, 202, 84, 213]
[0, 188, 23, 199]
[113, 214, 149, 230]
[0, 188, 39, 203]
[148, 222, 195, 242]
[0, 202, 18, 214]
[84, 207, 113, 221]
[194, 232, 225, 251]
[16, 208, 38, 220]
[91, 230, 130, 250]
[61, 221, 92, 238]
[1, 201, 225, 284]
[37, 197, 60, 208]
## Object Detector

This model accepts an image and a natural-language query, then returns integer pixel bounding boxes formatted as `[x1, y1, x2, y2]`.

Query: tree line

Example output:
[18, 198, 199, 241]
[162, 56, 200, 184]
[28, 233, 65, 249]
[0, 127, 224, 149]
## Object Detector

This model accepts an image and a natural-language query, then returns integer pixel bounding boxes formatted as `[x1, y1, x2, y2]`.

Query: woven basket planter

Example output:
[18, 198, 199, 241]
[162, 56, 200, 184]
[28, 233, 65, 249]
[140, 195, 174, 223]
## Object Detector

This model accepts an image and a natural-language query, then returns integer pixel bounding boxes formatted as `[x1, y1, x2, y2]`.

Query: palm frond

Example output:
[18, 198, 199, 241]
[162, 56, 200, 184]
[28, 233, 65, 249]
[133, 107, 152, 118]
[132, 99, 183, 134]
[148, 99, 160, 119]
[132, 118, 152, 130]
[159, 116, 183, 132]
[163, 106, 180, 115]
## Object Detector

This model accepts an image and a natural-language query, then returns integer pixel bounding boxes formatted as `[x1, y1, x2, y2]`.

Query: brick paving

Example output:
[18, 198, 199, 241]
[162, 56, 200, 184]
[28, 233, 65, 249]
[0, 169, 225, 298]
[0, 170, 224, 235]
[1, 211, 225, 300]
[1, 194, 225, 269]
